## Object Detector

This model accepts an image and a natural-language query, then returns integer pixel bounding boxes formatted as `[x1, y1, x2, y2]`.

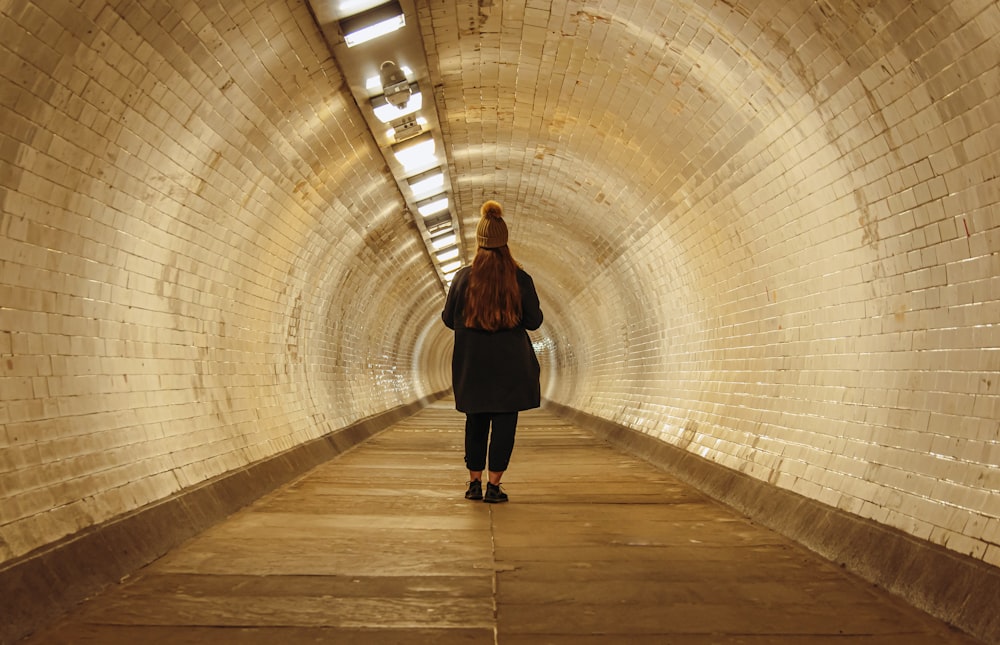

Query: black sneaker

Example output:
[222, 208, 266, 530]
[484, 482, 508, 504]
[465, 480, 483, 500]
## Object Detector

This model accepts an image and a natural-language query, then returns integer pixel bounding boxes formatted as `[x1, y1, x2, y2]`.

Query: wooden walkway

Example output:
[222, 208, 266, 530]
[26, 400, 981, 644]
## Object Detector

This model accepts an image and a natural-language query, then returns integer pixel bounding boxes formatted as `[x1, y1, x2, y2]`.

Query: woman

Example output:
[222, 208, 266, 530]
[441, 200, 543, 503]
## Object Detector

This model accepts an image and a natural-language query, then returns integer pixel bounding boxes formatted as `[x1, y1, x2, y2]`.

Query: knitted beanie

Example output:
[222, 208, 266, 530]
[476, 200, 508, 248]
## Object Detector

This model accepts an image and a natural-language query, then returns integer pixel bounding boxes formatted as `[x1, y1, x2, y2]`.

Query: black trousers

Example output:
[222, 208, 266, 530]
[464, 412, 518, 472]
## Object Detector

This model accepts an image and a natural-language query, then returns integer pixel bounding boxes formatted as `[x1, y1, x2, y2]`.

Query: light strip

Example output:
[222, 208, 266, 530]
[417, 195, 449, 217]
[392, 133, 436, 171]
[440, 260, 462, 274]
[435, 246, 459, 262]
[341, 2, 405, 47]
[407, 168, 444, 197]
[430, 232, 456, 250]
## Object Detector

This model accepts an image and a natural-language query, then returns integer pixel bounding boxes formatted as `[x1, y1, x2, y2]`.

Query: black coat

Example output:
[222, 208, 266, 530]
[441, 266, 543, 414]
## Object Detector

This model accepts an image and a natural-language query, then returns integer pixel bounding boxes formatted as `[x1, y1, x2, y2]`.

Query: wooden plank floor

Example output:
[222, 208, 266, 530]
[26, 400, 982, 644]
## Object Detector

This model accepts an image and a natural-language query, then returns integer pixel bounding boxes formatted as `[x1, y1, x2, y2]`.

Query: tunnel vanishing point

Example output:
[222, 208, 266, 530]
[1, 0, 999, 642]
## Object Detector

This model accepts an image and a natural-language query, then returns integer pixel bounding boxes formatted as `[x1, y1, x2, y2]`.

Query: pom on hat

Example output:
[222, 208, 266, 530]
[481, 200, 503, 219]
[477, 200, 508, 248]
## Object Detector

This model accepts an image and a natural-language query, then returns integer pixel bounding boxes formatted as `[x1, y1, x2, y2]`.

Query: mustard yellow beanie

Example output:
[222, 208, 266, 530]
[476, 200, 508, 248]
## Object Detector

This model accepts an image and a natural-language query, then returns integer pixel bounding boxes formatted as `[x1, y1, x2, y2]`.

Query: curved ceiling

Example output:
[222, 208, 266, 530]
[321, 0, 1000, 564]
[1, 0, 998, 571]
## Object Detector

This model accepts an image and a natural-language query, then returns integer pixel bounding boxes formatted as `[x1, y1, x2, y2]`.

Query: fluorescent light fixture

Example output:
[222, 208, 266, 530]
[441, 260, 462, 274]
[435, 246, 459, 262]
[417, 195, 449, 217]
[341, 2, 405, 47]
[425, 212, 451, 235]
[371, 88, 422, 122]
[430, 232, 456, 250]
[392, 133, 436, 171]
[407, 168, 444, 197]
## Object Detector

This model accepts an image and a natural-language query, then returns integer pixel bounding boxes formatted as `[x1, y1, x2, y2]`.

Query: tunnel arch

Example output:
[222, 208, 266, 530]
[426, 0, 999, 563]
[0, 0, 997, 606]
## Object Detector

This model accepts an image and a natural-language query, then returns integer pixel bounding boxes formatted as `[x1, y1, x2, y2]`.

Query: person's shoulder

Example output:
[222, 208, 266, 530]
[451, 265, 471, 287]
[516, 267, 538, 292]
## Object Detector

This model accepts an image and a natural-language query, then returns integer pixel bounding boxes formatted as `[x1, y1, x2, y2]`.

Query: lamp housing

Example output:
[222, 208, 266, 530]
[371, 86, 422, 123]
[340, 1, 405, 47]
[380, 61, 411, 108]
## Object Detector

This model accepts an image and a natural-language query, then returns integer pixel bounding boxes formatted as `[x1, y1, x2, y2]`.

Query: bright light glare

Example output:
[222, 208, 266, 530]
[435, 247, 459, 262]
[431, 233, 456, 250]
[408, 172, 444, 197]
[441, 260, 461, 274]
[417, 196, 449, 217]
[372, 91, 422, 123]
[393, 135, 436, 171]
[344, 14, 405, 47]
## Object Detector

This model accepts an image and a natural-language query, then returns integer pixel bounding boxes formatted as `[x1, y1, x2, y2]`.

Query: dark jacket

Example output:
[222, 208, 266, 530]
[442, 266, 543, 413]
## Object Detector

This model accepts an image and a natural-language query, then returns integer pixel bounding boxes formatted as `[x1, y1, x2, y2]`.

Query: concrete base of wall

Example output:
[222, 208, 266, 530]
[546, 402, 1000, 645]
[0, 394, 444, 645]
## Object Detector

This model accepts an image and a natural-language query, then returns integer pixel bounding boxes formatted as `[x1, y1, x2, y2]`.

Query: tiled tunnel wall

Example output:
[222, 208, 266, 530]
[0, 0, 451, 565]
[1, 0, 998, 598]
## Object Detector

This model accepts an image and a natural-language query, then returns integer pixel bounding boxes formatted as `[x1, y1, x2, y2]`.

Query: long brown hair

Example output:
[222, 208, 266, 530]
[464, 245, 522, 331]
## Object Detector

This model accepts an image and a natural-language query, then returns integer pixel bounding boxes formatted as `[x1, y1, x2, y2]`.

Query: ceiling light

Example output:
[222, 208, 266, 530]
[372, 88, 422, 122]
[380, 61, 411, 107]
[441, 260, 462, 274]
[341, 1, 405, 47]
[424, 212, 452, 235]
[435, 246, 459, 262]
[392, 133, 436, 171]
[407, 168, 444, 197]
[366, 66, 413, 92]
[417, 195, 449, 217]
[430, 232, 456, 250]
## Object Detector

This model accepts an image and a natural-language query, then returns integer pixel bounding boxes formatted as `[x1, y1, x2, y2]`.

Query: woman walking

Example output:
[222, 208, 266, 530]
[442, 200, 543, 503]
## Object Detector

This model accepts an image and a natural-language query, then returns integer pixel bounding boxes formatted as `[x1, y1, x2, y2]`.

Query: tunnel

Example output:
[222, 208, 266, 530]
[1, 0, 999, 642]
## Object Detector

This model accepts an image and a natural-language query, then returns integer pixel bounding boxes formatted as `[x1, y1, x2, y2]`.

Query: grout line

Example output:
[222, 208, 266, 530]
[490, 505, 500, 645]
